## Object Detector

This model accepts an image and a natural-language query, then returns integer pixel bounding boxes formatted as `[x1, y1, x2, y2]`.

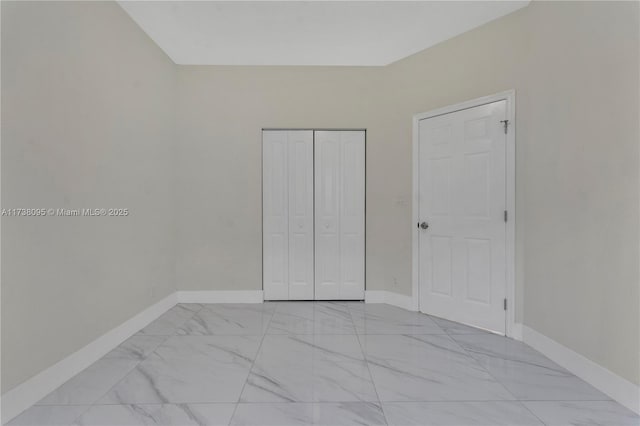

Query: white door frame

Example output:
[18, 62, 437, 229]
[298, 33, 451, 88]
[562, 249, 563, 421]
[411, 90, 516, 337]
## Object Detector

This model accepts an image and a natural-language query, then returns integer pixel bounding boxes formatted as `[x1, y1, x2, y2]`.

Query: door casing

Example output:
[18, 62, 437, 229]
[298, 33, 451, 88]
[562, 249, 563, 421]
[411, 90, 516, 337]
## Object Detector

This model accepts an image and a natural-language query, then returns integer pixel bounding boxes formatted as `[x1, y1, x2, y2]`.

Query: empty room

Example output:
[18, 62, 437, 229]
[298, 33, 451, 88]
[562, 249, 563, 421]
[1, 1, 639, 425]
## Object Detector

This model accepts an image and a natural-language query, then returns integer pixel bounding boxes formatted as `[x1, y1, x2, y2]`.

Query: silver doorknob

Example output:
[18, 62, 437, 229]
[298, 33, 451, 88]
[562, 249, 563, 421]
[419, 222, 429, 230]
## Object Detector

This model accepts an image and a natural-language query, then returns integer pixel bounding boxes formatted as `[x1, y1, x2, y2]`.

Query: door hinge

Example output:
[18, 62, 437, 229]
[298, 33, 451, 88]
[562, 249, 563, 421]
[500, 119, 509, 134]
[504, 298, 507, 311]
[504, 210, 508, 222]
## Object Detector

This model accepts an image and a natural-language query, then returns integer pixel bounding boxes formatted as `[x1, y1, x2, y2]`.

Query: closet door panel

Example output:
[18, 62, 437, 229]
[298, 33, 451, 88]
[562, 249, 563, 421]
[339, 131, 366, 299]
[288, 131, 314, 300]
[314, 132, 341, 300]
[263, 131, 289, 300]
[314, 131, 365, 300]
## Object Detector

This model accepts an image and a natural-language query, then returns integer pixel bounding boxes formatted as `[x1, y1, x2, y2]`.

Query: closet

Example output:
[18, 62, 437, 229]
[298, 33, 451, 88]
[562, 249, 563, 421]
[262, 130, 365, 300]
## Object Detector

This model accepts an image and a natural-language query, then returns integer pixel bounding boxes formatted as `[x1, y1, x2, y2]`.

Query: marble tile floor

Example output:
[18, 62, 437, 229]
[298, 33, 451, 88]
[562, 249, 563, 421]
[7, 302, 639, 426]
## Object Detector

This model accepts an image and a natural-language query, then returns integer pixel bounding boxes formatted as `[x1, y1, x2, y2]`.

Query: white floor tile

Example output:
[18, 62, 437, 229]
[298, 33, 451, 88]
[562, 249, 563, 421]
[178, 304, 274, 336]
[451, 334, 610, 401]
[230, 402, 387, 426]
[312, 402, 387, 425]
[267, 302, 355, 335]
[382, 401, 544, 426]
[104, 335, 167, 361]
[100, 336, 261, 404]
[240, 335, 377, 403]
[37, 358, 139, 405]
[73, 403, 235, 426]
[12, 302, 634, 426]
[523, 401, 640, 426]
[349, 304, 445, 335]
[137, 305, 200, 336]
[231, 403, 314, 425]
[429, 316, 493, 335]
[360, 334, 514, 401]
[7, 405, 90, 426]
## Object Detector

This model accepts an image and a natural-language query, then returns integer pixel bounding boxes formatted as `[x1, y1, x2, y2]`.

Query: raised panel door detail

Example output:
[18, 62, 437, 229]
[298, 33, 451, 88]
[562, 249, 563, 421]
[263, 130, 313, 300]
[315, 130, 365, 300]
[288, 132, 314, 300]
[431, 236, 453, 296]
[465, 238, 492, 304]
[464, 117, 490, 140]
[339, 132, 365, 300]
[463, 152, 491, 218]
[430, 157, 451, 216]
[263, 131, 289, 300]
[419, 100, 507, 334]
[431, 124, 453, 146]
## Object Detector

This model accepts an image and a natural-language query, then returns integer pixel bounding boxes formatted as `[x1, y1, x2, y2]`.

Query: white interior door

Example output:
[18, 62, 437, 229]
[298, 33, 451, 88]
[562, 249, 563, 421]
[314, 131, 365, 300]
[263, 130, 314, 300]
[418, 101, 507, 333]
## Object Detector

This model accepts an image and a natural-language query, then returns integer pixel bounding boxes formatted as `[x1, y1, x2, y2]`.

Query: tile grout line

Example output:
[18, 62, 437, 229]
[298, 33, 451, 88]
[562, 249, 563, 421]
[65, 304, 205, 425]
[30, 322, 182, 423]
[59, 405, 92, 426]
[228, 303, 277, 425]
[347, 303, 390, 426]
[348, 307, 548, 425]
[446, 330, 549, 426]
[71, 304, 201, 420]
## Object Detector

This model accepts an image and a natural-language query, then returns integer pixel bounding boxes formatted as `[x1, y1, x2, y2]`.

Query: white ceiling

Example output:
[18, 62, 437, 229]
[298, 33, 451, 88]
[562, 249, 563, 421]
[118, 1, 529, 66]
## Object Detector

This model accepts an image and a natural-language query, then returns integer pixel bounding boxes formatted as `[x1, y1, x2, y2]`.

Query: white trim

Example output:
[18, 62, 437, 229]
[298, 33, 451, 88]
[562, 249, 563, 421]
[411, 90, 517, 337]
[523, 325, 640, 415]
[175, 290, 264, 304]
[511, 322, 523, 341]
[365, 290, 416, 311]
[364, 290, 386, 304]
[0, 293, 177, 424]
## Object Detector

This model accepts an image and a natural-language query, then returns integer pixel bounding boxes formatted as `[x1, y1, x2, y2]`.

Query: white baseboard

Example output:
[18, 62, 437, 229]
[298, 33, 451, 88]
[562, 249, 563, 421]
[1, 293, 177, 424]
[365, 290, 416, 311]
[363, 290, 386, 304]
[511, 322, 523, 341]
[522, 325, 640, 415]
[175, 290, 264, 304]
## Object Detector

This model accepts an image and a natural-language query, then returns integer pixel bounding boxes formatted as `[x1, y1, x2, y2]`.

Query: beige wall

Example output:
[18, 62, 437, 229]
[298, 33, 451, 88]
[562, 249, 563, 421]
[522, 1, 639, 387]
[175, 66, 389, 291]
[175, 2, 639, 385]
[1, 1, 176, 392]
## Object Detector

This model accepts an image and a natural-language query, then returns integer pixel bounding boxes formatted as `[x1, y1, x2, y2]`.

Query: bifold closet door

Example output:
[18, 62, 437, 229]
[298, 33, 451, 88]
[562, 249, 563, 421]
[314, 131, 365, 300]
[263, 130, 314, 300]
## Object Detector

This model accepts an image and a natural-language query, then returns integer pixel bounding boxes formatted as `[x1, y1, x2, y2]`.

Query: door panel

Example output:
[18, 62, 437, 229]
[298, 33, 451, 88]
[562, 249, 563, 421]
[263, 131, 289, 300]
[419, 101, 507, 333]
[288, 131, 314, 300]
[465, 237, 492, 304]
[314, 134, 340, 299]
[263, 130, 313, 300]
[315, 131, 365, 300]
[431, 236, 453, 296]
